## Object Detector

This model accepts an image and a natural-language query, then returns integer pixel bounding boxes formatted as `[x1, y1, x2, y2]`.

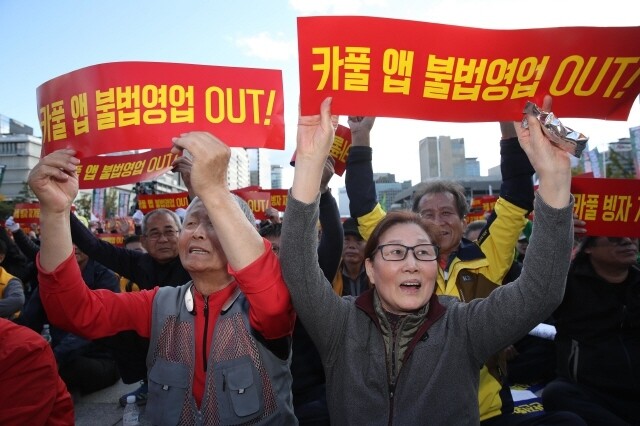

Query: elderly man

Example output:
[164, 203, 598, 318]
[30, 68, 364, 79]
[30, 132, 296, 425]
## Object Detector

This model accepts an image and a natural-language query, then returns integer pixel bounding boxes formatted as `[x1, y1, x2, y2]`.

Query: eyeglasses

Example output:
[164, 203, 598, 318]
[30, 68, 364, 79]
[145, 229, 178, 240]
[374, 243, 439, 261]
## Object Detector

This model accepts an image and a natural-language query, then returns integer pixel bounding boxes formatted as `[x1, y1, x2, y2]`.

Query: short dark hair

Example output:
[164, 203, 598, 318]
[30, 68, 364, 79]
[141, 209, 181, 235]
[124, 234, 141, 246]
[364, 210, 439, 261]
[464, 220, 486, 239]
[0, 239, 7, 256]
[411, 180, 468, 219]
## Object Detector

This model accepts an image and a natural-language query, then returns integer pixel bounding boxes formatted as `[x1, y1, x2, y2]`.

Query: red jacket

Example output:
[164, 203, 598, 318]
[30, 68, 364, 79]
[0, 318, 74, 425]
[37, 238, 294, 407]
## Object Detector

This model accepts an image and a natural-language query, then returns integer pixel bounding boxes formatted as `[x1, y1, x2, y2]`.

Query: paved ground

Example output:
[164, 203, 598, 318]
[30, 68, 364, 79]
[74, 380, 150, 425]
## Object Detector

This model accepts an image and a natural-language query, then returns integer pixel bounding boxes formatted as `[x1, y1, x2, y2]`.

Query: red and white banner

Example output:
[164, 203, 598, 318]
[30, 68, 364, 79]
[298, 17, 640, 122]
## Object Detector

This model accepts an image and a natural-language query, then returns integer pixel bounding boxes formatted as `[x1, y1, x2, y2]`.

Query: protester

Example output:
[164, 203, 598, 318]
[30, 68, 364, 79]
[260, 155, 343, 425]
[345, 114, 537, 422]
[279, 97, 583, 425]
[31, 131, 296, 425]
[464, 220, 487, 242]
[0, 218, 34, 284]
[332, 218, 369, 296]
[0, 318, 75, 425]
[14, 237, 122, 396]
[543, 236, 640, 425]
[69, 204, 190, 405]
[118, 235, 145, 293]
[0, 239, 25, 320]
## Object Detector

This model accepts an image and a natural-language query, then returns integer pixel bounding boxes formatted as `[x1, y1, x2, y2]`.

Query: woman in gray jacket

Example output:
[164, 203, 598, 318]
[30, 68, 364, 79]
[280, 97, 579, 426]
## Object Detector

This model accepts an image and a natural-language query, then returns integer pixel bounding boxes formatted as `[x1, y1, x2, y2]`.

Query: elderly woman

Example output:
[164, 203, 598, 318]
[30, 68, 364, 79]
[280, 98, 577, 425]
[29, 132, 296, 425]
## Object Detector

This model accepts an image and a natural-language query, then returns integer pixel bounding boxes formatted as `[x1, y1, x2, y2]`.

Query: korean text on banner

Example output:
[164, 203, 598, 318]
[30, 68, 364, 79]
[38, 62, 285, 158]
[298, 17, 640, 122]
[571, 177, 640, 238]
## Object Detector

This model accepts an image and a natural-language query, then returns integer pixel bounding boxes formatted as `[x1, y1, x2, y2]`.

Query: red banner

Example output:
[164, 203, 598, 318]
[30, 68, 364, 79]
[290, 124, 352, 176]
[137, 192, 190, 214]
[37, 61, 285, 159]
[571, 177, 640, 237]
[75, 148, 178, 189]
[96, 233, 125, 247]
[232, 190, 271, 220]
[268, 189, 289, 212]
[298, 17, 640, 121]
[12, 203, 40, 224]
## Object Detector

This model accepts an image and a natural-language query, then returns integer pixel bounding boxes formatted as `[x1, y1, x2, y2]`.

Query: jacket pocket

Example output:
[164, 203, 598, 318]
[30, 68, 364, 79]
[148, 358, 190, 426]
[214, 355, 264, 424]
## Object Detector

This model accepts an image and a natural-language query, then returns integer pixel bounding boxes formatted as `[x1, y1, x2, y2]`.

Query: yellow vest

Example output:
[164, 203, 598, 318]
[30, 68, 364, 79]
[0, 267, 21, 319]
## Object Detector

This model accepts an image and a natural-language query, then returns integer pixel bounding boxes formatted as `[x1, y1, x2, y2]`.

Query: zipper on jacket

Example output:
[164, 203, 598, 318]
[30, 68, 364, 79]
[203, 295, 209, 372]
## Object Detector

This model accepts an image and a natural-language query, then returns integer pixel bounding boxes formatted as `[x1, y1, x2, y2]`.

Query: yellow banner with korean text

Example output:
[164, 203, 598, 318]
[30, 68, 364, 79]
[571, 177, 640, 237]
[298, 17, 640, 121]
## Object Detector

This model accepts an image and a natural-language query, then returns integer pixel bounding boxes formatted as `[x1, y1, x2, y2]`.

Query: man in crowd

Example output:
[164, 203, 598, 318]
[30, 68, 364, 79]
[69, 206, 189, 405]
[332, 218, 369, 296]
[543, 235, 640, 425]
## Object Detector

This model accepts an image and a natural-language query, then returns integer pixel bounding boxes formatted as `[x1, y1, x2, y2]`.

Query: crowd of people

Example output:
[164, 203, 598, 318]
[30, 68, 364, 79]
[0, 95, 638, 426]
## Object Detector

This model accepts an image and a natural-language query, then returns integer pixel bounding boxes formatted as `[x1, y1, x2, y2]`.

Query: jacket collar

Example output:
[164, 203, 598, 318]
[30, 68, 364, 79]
[355, 288, 447, 350]
[455, 237, 486, 262]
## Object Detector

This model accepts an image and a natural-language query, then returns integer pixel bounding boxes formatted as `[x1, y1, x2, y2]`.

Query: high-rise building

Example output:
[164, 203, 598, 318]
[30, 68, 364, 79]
[247, 148, 272, 189]
[338, 172, 412, 216]
[227, 148, 250, 190]
[419, 136, 466, 180]
[271, 164, 283, 189]
[0, 114, 41, 200]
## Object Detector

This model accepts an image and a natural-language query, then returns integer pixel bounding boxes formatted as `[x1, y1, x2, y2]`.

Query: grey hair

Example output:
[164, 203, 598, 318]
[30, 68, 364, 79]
[186, 194, 256, 225]
[141, 208, 182, 235]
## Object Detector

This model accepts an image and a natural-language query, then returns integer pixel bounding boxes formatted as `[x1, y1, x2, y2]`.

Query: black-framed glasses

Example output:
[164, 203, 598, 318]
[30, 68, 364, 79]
[145, 229, 179, 241]
[375, 243, 439, 261]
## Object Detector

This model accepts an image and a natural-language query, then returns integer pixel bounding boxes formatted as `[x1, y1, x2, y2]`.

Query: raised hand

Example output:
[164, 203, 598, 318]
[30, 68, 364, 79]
[171, 132, 230, 199]
[171, 154, 194, 198]
[347, 116, 376, 147]
[515, 95, 571, 208]
[319, 156, 336, 194]
[27, 149, 80, 214]
[293, 98, 337, 203]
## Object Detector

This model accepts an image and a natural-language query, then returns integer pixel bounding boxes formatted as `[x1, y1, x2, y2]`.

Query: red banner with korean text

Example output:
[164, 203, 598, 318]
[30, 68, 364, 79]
[290, 124, 352, 176]
[37, 62, 285, 158]
[96, 233, 125, 247]
[268, 189, 289, 212]
[232, 190, 271, 221]
[298, 17, 640, 121]
[76, 148, 178, 189]
[12, 203, 40, 224]
[137, 192, 190, 214]
[466, 195, 498, 223]
[571, 177, 640, 237]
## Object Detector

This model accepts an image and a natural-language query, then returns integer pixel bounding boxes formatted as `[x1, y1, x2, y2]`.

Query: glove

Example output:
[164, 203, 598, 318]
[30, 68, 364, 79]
[132, 209, 144, 226]
[5, 216, 20, 232]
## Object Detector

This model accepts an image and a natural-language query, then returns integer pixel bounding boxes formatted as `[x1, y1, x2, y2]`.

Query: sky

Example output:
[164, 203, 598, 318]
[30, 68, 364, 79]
[1, 0, 639, 199]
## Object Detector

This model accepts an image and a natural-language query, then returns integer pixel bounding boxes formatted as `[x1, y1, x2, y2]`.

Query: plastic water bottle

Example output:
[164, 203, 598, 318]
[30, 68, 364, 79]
[41, 324, 52, 345]
[122, 395, 141, 426]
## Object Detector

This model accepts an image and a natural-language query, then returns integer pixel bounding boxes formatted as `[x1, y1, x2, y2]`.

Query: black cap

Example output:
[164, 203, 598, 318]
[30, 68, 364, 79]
[343, 218, 363, 240]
